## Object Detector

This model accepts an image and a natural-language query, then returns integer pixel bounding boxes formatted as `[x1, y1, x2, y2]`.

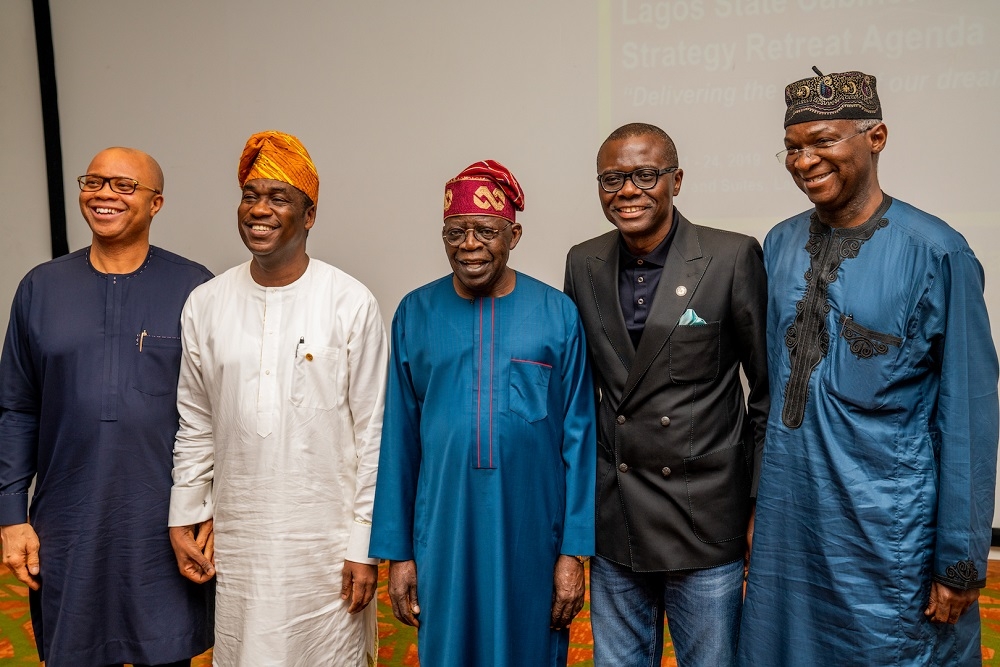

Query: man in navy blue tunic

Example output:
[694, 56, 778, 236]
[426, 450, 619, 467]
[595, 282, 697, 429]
[0, 147, 215, 667]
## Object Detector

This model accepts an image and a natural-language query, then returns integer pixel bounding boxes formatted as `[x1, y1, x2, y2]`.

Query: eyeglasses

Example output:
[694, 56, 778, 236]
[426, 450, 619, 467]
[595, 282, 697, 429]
[776, 128, 871, 165]
[597, 167, 677, 193]
[77, 175, 161, 195]
[443, 221, 512, 247]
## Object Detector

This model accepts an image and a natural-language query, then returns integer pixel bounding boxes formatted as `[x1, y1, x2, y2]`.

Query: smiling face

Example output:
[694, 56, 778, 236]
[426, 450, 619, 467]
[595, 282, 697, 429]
[238, 178, 316, 285]
[783, 119, 886, 227]
[443, 214, 521, 299]
[79, 148, 163, 249]
[597, 133, 682, 255]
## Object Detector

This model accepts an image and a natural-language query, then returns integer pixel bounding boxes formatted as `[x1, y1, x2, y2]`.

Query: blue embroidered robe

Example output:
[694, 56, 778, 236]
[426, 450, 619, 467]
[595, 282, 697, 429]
[0, 247, 215, 667]
[739, 197, 999, 666]
[369, 273, 596, 667]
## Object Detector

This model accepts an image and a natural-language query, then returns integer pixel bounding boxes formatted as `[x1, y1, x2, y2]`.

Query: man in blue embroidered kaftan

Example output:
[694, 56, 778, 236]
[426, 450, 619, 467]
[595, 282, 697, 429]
[0, 148, 214, 667]
[369, 160, 596, 667]
[738, 69, 999, 666]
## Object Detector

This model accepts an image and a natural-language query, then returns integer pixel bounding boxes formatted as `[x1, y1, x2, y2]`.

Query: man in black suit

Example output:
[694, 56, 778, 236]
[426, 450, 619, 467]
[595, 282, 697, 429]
[564, 123, 769, 667]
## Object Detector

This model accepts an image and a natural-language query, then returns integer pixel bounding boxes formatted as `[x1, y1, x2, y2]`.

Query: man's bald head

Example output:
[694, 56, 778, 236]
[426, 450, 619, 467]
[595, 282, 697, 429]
[89, 147, 164, 194]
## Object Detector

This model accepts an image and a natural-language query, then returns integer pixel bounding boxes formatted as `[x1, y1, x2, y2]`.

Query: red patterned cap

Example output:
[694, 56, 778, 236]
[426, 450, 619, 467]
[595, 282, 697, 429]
[443, 160, 524, 223]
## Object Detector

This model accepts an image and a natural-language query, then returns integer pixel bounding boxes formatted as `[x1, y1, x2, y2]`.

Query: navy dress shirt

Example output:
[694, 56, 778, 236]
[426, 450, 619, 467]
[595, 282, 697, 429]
[618, 210, 678, 348]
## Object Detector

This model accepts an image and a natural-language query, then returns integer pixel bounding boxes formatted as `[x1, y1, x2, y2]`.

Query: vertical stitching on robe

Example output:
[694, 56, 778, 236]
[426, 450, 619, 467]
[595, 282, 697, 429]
[477, 298, 483, 468]
[489, 297, 495, 469]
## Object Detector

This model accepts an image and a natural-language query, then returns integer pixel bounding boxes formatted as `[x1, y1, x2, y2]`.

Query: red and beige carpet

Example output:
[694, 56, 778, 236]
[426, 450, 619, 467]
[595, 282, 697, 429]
[3, 561, 1000, 665]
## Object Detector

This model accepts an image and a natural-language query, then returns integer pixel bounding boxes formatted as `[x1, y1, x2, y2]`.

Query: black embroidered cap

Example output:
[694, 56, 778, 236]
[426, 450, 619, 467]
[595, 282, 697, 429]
[784, 66, 882, 128]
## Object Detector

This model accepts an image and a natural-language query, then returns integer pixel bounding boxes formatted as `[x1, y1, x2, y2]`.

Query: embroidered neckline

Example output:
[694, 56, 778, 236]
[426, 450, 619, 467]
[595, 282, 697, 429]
[781, 195, 892, 428]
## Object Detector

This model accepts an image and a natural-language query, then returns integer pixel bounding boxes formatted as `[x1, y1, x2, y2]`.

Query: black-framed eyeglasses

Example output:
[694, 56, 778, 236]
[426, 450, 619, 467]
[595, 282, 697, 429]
[77, 175, 161, 195]
[776, 127, 872, 165]
[597, 167, 677, 193]
[442, 221, 512, 247]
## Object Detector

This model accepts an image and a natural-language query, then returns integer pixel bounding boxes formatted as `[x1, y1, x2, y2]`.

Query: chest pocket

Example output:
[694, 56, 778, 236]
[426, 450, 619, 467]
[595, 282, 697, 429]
[132, 333, 182, 396]
[509, 359, 551, 423]
[822, 313, 903, 410]
[290, 345, 344, 410]
[668, 321, 720, 384]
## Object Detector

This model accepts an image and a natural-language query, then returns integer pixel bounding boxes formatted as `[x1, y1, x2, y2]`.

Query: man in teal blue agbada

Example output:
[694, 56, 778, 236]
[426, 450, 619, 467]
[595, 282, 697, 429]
[740, 68, 999, 666]
[369, 160, 596, 667]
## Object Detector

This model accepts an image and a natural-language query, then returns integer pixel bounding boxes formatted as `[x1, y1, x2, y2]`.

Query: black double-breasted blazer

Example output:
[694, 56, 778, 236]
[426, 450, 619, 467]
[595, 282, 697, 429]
[564, 211, 769, 571]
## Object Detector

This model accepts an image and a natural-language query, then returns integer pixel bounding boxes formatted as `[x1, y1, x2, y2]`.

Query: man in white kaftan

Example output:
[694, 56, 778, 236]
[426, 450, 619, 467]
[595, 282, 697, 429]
[168, 131, 388, 667]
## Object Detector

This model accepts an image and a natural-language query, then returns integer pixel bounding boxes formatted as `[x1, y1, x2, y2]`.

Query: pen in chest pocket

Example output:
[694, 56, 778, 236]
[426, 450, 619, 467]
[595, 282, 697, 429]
[137, 329, 179, 351]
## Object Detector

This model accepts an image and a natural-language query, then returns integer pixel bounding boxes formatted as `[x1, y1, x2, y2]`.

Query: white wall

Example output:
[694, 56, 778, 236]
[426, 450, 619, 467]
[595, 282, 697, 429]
[4, 0, 1000, 524]
[0, 0, 53, 322]
[43, 0, 604, 315]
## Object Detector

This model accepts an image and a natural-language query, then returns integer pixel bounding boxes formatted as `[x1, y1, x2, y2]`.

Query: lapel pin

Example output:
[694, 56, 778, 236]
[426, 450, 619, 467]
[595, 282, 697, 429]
[675, 286, 688, 296]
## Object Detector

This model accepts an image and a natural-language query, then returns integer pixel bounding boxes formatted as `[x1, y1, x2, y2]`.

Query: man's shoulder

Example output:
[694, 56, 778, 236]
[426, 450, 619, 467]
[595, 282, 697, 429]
[184, 261, 248, 305]
[886, 197, 972, 254]
[763, 209, 813, 247]
[18, 248, 89, 284]
[567, 229, 617, 263]
[148, 246, 213, 279]
[13, 250, 102, 303]
[396, 275, 453, 310]
[689, 221, 759, 252]
[515, 271, 580, 309]
[307, 258, 379, 302]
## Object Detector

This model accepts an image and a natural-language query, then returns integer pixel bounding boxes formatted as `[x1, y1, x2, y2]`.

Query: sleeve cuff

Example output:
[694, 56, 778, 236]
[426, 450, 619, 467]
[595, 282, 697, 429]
[559, 523, 595, 558]
[0, 493, 28, 526]
[346, 521, 378, 564]
[168, 483, 214, 527]
[933, 559, 986, 590]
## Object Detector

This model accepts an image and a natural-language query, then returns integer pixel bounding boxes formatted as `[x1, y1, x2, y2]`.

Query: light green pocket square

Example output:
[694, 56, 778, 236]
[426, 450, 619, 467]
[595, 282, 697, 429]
[678, 308, 707, 326]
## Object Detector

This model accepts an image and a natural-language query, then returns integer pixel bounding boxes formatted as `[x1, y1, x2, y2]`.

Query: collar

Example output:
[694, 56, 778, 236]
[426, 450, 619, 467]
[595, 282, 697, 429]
[618, 209, 678, 268]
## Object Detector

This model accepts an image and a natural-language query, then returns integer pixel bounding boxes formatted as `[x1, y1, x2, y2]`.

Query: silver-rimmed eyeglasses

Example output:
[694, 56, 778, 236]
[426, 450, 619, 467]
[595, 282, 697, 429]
[597, 167, 677, 193]
[443, 221, 512, 247]
[776, 128, 871, 165]
[77, 175, 162, 195]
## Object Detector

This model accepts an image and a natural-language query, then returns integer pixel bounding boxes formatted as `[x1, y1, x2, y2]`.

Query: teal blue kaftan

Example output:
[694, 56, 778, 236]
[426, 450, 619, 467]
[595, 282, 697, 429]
[739, 196, 999, 666]
[369, 272, 596, 667]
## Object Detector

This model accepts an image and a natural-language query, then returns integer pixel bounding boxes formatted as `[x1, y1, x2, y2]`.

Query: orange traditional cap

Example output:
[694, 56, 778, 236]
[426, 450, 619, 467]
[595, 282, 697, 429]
[238, 130, 319, 204]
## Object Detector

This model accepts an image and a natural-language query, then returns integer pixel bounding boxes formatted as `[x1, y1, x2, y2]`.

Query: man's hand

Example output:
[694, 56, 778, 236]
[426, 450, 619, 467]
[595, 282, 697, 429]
[925, 581, 979, 624]
[388, 559, 420, 627]
[169, 519, 215, 584]
[550, 555, 585, 629]
[341, 560, 377, 613]
[1, 523, 40, 590]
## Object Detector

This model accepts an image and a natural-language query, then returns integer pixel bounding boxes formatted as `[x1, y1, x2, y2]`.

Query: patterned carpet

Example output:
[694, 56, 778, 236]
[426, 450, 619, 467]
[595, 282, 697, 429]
[3, 561, 1000, 665]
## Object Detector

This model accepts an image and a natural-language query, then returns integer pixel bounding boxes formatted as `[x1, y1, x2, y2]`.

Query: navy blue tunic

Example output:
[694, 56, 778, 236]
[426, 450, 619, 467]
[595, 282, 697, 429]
[0, 247, 215, 667]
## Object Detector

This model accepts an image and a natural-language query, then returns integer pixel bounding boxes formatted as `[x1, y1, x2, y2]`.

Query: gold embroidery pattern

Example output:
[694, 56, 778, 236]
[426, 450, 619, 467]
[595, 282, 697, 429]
[473, 186, 505, 212]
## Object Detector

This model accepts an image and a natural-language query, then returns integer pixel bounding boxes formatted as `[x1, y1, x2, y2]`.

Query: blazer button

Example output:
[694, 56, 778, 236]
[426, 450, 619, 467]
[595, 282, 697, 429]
[661, 466, 672, 477]
[618, 462, 629, 473]
[616, 415, 626, 425]
[660, 416, 671, 426]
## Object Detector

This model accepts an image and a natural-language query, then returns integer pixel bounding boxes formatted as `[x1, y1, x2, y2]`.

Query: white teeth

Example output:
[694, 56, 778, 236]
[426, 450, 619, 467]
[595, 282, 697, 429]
[94, 207, 120, 215]
[619, 206, 645, 213]
[251, 225, 273, 232]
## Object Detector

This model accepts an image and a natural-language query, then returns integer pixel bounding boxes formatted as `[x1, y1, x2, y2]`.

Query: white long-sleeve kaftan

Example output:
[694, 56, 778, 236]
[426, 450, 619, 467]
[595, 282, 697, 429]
[168, 259, 388, 667]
